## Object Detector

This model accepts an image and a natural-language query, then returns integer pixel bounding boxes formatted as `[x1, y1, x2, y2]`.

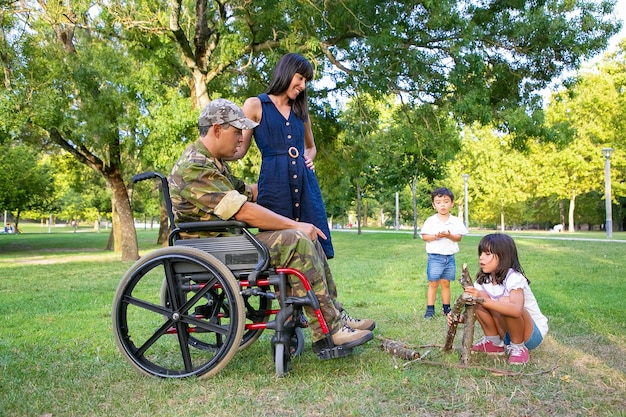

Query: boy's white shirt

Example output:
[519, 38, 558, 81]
[420, 213, 468, 255]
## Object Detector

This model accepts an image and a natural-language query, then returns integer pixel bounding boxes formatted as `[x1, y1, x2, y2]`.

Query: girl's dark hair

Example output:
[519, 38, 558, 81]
[266, 53, 314, 122]
[475, 234, 530, 285]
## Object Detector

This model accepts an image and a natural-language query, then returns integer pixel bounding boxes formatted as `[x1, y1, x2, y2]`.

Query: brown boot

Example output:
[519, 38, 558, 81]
[331, 324, 373, 348]
[340, 309, 376, 331]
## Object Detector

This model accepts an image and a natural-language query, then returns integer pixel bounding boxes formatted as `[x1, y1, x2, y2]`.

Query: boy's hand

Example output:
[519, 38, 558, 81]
[436, 230, 451, 239]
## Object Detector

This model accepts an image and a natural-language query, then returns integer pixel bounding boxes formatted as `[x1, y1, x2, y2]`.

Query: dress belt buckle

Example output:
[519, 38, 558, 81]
[288, 147, 299, 158]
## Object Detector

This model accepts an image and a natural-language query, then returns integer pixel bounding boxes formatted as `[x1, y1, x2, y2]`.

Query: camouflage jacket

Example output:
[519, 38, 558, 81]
[167, 140, 254, 225]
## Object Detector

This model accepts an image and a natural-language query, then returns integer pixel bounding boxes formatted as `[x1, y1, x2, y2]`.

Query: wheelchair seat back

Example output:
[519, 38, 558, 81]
[174, 235, 261, 277]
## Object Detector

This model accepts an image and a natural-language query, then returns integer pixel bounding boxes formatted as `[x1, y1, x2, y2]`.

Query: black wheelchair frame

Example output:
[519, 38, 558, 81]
[112, 172, 353, 379]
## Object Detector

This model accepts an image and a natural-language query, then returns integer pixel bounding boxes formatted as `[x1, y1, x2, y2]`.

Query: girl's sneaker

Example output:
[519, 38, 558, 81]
[471, 336, 505, 355]
[508, 344, 529, 364]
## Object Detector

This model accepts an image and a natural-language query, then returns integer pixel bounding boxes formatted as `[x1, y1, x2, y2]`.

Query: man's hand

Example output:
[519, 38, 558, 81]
[295, 222, 327, 241]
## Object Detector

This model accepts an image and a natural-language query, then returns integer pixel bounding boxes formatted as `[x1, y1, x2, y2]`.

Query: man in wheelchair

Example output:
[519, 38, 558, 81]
[167, 98, 375, 355]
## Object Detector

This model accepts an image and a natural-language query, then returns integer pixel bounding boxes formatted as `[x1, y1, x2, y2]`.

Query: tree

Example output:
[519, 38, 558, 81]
[381, 103, 460, 237]
[1, 0, 620, 256]
[109, 0, 622, 142]
[544, 43, 626, 231]
[0, 144, 55, 230]
[532, 138, 601, 232]
[446, 124, 534, 229]
[0, 1, 195, 259]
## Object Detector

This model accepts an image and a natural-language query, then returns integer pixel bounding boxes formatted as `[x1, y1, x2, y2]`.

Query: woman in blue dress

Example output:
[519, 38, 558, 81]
[237, 53, 334, 258]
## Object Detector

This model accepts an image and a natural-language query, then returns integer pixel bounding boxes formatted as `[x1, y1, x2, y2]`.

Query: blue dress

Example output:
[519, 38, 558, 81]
[254, 93, 334, 258]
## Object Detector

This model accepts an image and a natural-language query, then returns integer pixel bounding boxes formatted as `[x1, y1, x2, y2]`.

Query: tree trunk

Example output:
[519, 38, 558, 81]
[363, 199, 368, 227]
[157, 202, 169, 246]
[568, 192, 576, 232]
[107, 170, 139, 261]
[412, 176, 418, 239]
[500, 199, 505, 231]
[356, 181, 362, 235]
[106, 228, 114, 251]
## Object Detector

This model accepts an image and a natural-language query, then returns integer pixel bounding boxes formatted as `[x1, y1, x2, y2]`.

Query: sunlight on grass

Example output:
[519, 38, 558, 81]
[0, 230, 624, 416]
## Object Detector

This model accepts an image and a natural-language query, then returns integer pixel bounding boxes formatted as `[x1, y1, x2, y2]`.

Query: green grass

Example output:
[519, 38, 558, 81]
[0, 230, 625, 416]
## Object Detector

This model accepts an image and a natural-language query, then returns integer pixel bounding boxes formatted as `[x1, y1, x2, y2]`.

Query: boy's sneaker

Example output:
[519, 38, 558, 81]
[341, 309, 376, 331]
[442, 306, 451, 315]
[424, 309, 434, 319]
[508, 344, 529, 364]
[471, 336, 505, 355]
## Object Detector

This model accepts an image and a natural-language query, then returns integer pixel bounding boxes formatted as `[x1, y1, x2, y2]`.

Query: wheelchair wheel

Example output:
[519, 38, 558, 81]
[290, 327, 305, 356]
[160, 276, 270, 351]
[273, 327, 305, 377]
[274, 342, 290, 377]
[239, 287, 272, 350]
[112, 246, 244, 379]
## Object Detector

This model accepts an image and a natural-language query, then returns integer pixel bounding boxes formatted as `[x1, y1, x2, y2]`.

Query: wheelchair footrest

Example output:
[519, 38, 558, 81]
[312, 335, 355, 360]
[315, 345, 354, 360]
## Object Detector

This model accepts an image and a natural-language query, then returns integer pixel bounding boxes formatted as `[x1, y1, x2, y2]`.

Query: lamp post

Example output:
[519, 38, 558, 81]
[462, 174, 469, 229]
[602, 148, 613, 238]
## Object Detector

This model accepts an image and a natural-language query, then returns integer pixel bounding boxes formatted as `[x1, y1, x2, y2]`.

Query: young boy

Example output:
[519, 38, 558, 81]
[420, 187, 468, 319]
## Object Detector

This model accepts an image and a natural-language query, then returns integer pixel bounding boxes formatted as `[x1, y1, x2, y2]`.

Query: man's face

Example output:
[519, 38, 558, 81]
[217, 124, 243, 159]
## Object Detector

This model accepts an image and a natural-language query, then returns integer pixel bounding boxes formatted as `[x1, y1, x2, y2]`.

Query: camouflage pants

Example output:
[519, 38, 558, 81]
[256, 230, 341, 341]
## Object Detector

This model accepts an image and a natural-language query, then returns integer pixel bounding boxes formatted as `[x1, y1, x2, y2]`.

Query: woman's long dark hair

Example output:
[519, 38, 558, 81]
[475, 234, 530, 285]
[266, 53, 314, 122]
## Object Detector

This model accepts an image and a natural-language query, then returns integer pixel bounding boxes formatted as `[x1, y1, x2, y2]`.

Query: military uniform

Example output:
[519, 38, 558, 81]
[168, 139, 342, 341]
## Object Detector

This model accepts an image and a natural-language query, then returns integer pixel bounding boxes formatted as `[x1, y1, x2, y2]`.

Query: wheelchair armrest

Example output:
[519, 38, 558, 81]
[176, 220, 249, 233]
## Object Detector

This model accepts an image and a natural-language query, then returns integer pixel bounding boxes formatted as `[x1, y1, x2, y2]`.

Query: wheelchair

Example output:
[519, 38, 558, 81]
[112, 172, 356, 379]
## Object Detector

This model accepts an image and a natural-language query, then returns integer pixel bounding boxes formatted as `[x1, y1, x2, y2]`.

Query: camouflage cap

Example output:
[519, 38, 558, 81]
[198, 98, 258, 130]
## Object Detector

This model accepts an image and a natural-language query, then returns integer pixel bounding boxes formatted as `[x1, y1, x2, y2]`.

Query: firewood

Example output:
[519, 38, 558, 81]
[443, 263, 484, 365]
[378, 337, 421, 360]
[444, 263, 475, 351]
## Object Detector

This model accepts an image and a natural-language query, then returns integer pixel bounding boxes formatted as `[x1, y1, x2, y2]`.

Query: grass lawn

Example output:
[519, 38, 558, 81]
[0, 229, 624, 416]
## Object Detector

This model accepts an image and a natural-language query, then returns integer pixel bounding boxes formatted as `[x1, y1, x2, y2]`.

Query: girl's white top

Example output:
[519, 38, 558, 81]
[474, 269, 549, 337]
[420, 214, 468, 255]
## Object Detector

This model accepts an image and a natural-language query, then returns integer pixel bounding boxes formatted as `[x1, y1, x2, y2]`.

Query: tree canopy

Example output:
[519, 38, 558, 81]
[0, 1, 623, 254]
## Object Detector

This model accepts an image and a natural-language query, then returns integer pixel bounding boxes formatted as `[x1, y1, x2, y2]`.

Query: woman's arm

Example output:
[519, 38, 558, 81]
[229, 97, 261, 161]
[303, 119, 317, 169]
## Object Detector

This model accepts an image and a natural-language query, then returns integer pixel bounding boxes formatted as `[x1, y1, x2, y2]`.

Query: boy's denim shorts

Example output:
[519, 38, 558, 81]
[426, 253, 456, 282]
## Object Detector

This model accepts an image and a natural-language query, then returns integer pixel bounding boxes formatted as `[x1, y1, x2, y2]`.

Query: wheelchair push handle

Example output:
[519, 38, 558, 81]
[132, 171, 165, 184]
[131, 171, 175, 228]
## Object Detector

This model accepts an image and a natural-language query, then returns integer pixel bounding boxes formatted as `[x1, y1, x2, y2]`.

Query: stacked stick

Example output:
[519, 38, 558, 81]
[380, 263, 484, 366]
[444, 263, 484, 365]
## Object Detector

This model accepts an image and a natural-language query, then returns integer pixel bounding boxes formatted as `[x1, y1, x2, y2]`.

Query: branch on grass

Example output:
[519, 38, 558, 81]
[379, 337, 559, 377]
[403, 358, 559, 377]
